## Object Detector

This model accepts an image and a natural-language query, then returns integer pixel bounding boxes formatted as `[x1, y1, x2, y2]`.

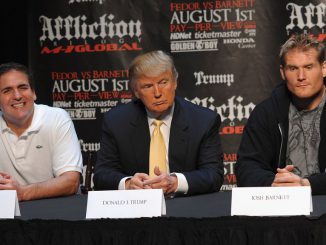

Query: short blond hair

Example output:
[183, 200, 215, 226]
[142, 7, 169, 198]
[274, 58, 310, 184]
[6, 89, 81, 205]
[280, 33, 325, 66]
[128, 50, 178, 89]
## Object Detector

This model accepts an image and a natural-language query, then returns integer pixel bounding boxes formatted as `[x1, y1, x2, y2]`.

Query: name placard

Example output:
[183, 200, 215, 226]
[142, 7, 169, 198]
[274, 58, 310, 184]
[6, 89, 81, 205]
[0, 190, 20, 218]
[231, 186, 312, 216]
[86, 189, 166, 219]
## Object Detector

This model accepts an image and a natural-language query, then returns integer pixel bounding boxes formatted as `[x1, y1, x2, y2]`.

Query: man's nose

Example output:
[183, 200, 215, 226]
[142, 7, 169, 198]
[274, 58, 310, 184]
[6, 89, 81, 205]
[153, 84, 162, 97]
[13, 89, 22, 99]
[298, 68, 306, 81]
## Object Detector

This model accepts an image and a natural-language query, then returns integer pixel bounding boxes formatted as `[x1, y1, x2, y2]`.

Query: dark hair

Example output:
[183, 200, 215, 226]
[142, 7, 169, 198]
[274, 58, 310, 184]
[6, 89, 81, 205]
[0, 62, 35, 90]
[279, 33, 325, 67]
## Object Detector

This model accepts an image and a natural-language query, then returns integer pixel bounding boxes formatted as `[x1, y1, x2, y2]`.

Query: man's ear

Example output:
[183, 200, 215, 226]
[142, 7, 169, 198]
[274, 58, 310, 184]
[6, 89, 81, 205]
[131, 81, 139, 98]
[33, 91, 37, 101]
[322, 61, 326, 78]
[280, 65, 286, 80]
[133, 90, 139, 98]
[173, 80, 178, 90]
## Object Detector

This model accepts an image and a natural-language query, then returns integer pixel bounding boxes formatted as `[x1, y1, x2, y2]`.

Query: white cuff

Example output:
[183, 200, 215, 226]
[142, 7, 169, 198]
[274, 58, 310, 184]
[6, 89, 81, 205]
[118, 176, 132, 190]
[171, 172, 189, 194]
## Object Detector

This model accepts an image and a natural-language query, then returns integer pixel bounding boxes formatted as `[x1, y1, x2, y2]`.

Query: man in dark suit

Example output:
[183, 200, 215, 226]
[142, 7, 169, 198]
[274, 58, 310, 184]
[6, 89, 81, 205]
[94, 50, 224, 196]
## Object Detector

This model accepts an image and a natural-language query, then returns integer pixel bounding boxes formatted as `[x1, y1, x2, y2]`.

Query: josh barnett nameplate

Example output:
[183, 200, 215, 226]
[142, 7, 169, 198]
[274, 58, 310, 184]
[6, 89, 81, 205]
[86, 189, 166, 219]
[231, 186, 312, 216]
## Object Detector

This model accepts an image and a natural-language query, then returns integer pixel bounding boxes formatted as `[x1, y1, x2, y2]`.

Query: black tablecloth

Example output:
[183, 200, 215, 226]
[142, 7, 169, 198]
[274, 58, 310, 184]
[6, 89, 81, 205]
[18, 191, 232, 220]
[2, 191, 326, 245]
[17, 191, 326, 220]
[4, 215, 326, 245]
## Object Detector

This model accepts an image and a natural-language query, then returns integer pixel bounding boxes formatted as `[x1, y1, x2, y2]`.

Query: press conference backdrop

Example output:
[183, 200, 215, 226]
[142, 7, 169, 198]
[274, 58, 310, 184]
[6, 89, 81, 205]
[28, 0, 325, 190]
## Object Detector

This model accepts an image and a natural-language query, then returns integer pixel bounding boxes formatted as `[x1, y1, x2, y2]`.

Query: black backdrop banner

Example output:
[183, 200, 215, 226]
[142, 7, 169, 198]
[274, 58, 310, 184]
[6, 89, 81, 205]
[28, 0, 326, 190]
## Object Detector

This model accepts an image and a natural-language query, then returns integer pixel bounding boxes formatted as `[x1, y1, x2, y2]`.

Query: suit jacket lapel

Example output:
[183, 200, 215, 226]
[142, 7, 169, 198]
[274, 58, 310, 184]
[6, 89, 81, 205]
[130, 102, 150, 173]
[169, 98, 189, 172]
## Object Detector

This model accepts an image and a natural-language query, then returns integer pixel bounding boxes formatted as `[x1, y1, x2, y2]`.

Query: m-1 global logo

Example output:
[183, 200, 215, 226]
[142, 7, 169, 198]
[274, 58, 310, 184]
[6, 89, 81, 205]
[286, 2, 326, 41]
[39, 14, 142, 54]
[169, 0, 256, 53]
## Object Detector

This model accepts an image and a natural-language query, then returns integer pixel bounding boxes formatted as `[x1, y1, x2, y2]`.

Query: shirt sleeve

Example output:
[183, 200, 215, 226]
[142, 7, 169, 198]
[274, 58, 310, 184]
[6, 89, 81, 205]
[52, 109, 83, 176]
[118, 176, 132, 190]
[172, 172, 189, 194]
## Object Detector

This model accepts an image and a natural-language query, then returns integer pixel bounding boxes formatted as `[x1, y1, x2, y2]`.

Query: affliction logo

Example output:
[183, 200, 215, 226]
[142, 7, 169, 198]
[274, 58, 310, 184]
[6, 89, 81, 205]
[39, 14, 142, 54]
[187, 96, 255, 123]
[286, 3, 326, 41]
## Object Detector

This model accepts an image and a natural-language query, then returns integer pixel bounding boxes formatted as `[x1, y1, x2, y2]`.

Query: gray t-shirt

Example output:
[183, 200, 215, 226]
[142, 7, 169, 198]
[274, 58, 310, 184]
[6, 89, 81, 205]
[286, 95, 326, 178]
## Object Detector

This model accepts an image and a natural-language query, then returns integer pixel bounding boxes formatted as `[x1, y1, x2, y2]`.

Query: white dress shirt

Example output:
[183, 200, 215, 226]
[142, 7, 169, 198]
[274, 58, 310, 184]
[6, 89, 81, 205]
[118, 104, 189, 194]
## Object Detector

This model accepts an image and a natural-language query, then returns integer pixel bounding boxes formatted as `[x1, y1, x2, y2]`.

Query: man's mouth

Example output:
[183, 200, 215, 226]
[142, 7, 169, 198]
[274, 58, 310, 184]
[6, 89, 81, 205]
[297, 82, 309, 87]
[153, 101, 166, 106]
[12, 102, 25, 108]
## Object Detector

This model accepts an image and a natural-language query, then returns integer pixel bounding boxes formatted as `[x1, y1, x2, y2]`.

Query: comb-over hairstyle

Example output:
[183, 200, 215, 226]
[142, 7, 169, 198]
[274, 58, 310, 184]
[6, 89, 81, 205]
[128, 50, 178, 89]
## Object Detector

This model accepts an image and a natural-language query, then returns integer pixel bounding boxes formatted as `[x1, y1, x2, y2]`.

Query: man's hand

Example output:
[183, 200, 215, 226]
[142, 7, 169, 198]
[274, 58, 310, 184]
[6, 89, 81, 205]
[0, 171, 80, 201]
[143, 167, 178, 194]
[0, 171, 25, 200]
[272, 165, 310, 187]
[125, 173, 151, 190]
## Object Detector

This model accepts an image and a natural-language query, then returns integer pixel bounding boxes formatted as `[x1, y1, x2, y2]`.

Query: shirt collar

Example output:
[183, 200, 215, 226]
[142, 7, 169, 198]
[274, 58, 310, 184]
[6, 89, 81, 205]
[146, 103, 175, 128]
